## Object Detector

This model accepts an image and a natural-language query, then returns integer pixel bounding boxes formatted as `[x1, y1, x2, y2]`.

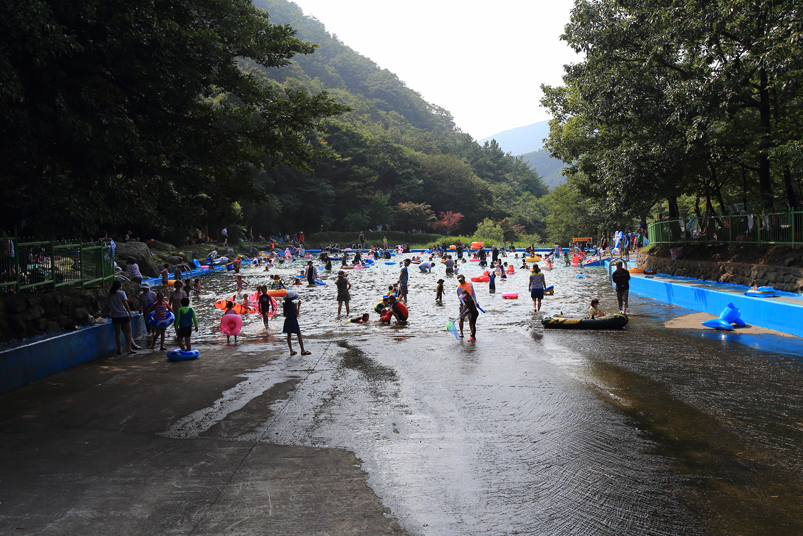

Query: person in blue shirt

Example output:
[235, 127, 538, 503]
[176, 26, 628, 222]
[397, 258, 410, 303]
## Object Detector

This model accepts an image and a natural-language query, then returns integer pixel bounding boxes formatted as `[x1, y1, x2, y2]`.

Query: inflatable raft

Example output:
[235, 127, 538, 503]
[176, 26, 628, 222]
[744, 286, 776, 298]
[541, 313, 628, 330]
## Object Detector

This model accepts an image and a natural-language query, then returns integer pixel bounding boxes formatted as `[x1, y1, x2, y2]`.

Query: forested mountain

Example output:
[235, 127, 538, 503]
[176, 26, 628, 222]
[520, 149, 567, 188]
[478, 121, 551, 155]
[238, 0, 549, 238]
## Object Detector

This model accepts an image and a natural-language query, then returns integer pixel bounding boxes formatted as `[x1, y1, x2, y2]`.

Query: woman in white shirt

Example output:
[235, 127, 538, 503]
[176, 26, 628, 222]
[127, 257, 143, 285]
[109, 280, 140, 356]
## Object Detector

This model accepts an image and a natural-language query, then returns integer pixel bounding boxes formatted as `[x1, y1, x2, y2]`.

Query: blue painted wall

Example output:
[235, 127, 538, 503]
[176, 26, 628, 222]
[628, 275, 803, 338]
[0, 314, 146, 396]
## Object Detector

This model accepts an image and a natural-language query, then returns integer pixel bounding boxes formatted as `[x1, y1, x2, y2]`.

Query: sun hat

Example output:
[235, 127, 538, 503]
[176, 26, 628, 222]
[141, 282, 150, 289]
[285, 291, 299, 301]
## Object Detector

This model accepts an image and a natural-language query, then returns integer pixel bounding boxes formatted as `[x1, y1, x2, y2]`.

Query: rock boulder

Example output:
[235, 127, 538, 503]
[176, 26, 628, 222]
[115, 242, 159, 277]
[147, 240, 176, 251]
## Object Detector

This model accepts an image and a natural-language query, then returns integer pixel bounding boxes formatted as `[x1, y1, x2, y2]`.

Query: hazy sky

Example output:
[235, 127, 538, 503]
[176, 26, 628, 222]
[286, 0, 580, 140]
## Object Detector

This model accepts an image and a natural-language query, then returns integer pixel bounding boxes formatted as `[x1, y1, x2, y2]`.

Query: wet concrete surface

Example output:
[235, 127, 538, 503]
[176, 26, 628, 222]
[2, 256, 802, 535]
[0, 346, 404, 535]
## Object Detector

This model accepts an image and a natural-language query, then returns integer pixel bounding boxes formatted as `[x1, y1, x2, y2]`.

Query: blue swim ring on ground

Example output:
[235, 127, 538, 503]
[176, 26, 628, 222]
[147, 310, 175, 328]
[575, 274, 587, 279]
[315, 279, 326, 285]
[363, 259, 374, 264]
[192, 259, 201, 269]
[385, 261, 396, 265]
[744, 286, 776, 297]
[167, 349, 199, 361]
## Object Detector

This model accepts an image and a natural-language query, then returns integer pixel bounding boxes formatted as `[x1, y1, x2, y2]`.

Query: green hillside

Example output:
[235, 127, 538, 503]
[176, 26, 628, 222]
[236, 0, 549, 238]
[519, 149, 567, 188]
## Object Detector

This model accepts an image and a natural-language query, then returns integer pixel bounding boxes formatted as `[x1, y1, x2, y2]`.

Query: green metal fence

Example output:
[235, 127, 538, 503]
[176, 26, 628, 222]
[0, 237, 116, 293]
[648, 210, 803, 247]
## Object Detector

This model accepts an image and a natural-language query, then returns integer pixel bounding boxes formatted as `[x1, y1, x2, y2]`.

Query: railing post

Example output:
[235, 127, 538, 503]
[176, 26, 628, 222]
[14, 232, 20, 293]
[50, 241, 56, 291]
[728, 214, 732, 243]
[79, 244, 85, 289]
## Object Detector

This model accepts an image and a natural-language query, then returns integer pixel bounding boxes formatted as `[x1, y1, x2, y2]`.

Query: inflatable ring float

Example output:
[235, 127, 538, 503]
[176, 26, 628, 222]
[220, 314, 243, 335]
[744, 286, 776, 298]
[502, 292, 518, 299]
[267, 289, 287, 297]
[147, 310, 175, 328]
[167, 349, 200, 360]
[525, 256, 540, 262]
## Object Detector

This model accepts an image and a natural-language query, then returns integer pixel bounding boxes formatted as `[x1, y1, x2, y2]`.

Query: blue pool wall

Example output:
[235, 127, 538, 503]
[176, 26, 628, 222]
[0, 314, 146, 396]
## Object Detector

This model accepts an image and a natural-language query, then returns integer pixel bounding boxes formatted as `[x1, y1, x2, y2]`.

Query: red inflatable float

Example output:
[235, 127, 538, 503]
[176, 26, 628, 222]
[471, 270, 490, 283]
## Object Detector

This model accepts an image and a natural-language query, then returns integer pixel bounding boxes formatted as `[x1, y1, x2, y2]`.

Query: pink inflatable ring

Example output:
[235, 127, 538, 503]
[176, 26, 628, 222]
[220, 314, 243, 336]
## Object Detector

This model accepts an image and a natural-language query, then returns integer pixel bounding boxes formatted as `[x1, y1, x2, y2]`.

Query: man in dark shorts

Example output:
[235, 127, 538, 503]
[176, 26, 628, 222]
[611, 261, 631, 314]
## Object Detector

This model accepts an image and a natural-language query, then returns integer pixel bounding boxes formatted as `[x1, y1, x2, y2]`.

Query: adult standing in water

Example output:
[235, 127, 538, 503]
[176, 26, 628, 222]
[611, 261, 631, 314]
[456, 274, 478, 338]
[444, 255, 455, 275]
[109, 280, 140, 356]
[305, 260, 318, 286]
[282, 291, 309, 355]
[528, 265, 546, 312]
[383, 236, 388, 249]
[397, 258, 411, 303]
[459, 288, 479, 341]
[335, 270, 351, 316]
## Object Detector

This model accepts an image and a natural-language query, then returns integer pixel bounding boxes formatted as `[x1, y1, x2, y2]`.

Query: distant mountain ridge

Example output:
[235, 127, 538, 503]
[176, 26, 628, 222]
[519, 149, 566, 188]
[479, 120, 567, 188]
[478, 121, 551, 155]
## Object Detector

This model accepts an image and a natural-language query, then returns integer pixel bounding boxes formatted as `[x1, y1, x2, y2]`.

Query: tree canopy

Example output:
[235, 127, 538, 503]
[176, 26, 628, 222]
[0, 0, 344, 237]
[541, 0, 803, 226]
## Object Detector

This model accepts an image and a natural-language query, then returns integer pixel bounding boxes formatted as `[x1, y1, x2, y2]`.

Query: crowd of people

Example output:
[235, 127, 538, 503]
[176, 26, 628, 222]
[110, 233, 636, 357]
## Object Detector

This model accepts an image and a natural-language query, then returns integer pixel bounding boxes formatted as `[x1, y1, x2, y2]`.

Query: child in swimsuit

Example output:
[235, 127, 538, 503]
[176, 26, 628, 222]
[222, 301, 239, 345]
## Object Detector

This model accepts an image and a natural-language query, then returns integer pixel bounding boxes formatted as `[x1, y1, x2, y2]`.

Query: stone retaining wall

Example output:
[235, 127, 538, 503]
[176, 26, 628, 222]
[0, 281, 142, 344]
[638, 251, 803, 293]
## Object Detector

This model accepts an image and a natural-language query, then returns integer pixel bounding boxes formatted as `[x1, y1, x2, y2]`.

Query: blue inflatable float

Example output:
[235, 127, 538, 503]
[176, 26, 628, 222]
[147, 311, 175, 329]
[701, 302, 747, 331]
[744, 286, 776, 298]
[168, 349, 200, 361]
